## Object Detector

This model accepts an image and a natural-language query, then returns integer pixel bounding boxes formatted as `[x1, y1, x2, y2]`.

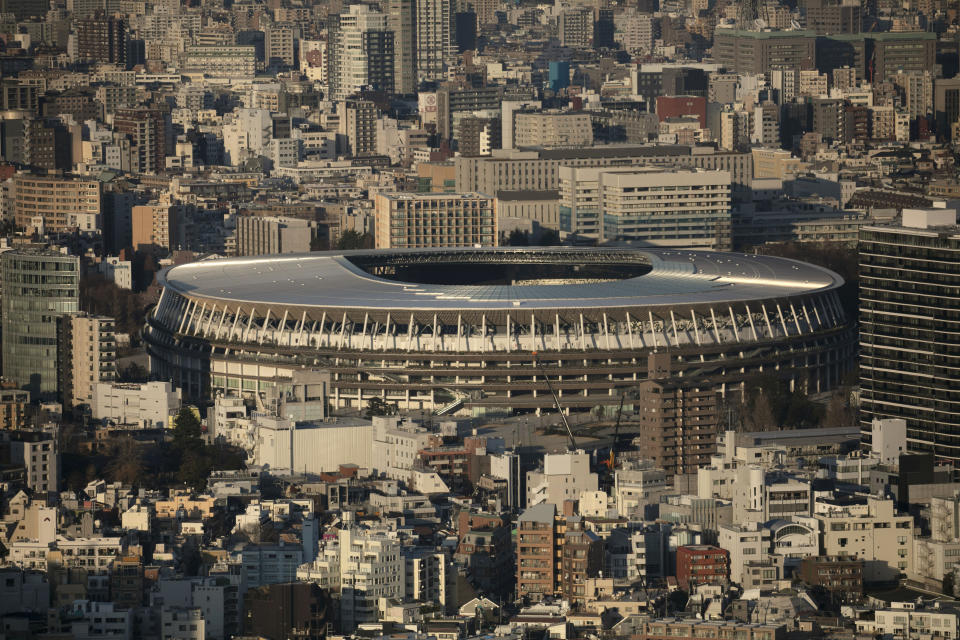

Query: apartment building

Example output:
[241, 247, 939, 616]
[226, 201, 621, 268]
[676, 544, 730, 590]
[90, 381, 182, 429]
[513, 112, 594, 148]
[814, 496, 913, 582]
[57, 313, 117, 410]
[12, 175, 100, 233]
[516, 502, 560, 601]
[183, 46, 257, 78]
[7, 431, 58, 494]
[374, 192, 496, 248]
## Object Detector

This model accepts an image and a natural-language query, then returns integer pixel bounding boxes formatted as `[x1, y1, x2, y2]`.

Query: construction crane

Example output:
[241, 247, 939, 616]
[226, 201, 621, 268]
[531, 351, 578, 451]
[607, 394, 625, 469]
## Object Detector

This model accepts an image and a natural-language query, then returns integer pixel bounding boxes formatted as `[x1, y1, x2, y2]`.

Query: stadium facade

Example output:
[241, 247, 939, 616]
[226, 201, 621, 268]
[146, 248, 854, 416]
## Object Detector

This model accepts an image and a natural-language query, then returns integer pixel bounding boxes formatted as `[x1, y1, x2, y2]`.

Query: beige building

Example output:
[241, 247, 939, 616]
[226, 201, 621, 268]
[374, 192, 496, 248]
[57, 313, 117, 410]
[13, 175, 100, 233]
[132, 203, 180, 251]
[514, 112, 594, 148]
[493, 191, 561, 231]
[814, 496, 913, 583]
[751, 147, 805, 180]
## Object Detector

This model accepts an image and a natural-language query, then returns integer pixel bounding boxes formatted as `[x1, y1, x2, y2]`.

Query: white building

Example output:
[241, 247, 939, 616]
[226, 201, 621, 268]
[814, 496, 913, 582]
[371, 417, 439, 481]
[121, 504, 151, 532]
[161, 607, 205, 640]
[90, 381, 181, 428]
[327, 4, 391, 101]
[153, 574, 242, 640]
[526, 451, 598, 508]
[296, 522, 404, 630]
[558, 165, 732, 248]
[237, 544, 304, 588]
[614, 459, 669, 518]
[98, 256, 132, 289]
[856, 602, 960, 640]
[253, 416, 374, 475]
[67, 601, 133, 640]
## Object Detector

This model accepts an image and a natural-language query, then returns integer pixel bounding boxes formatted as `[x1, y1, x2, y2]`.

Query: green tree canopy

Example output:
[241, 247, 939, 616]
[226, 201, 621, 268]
[172, 407, 203, 451]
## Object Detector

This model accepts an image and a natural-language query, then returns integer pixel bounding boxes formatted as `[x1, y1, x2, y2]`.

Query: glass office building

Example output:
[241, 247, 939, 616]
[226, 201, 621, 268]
[1, 248, 79, 397]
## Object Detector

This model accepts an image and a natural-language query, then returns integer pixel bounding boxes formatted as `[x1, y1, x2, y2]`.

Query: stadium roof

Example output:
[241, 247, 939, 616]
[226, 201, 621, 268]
[159, 248, 843, 312]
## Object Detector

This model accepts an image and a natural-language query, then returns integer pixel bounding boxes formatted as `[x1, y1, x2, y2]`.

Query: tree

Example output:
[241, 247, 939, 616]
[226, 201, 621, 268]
[747, 392, 776, 431]
[172, 407, 204, 451]
[365, 397, 398, 418]
[336, 230, 373, 250]
[944, 571, 956, 597]
[505, 229, 530, 246]
[823, 392, 854, 427]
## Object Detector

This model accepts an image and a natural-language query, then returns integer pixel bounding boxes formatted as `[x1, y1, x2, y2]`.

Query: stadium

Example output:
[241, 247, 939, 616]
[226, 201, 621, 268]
[145, 248, 855, 414]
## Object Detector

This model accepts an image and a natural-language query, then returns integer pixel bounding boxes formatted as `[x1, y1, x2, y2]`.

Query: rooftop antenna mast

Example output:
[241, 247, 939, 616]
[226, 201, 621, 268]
[532, 351, 577, 451]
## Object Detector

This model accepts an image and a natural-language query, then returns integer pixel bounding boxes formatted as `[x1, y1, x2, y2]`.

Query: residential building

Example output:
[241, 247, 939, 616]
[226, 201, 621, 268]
[798, 555, 864, 592]
[513, 112, 593, 148]
[296, 523, 403, 630]
[526, 451, 598, 509]
[183, 46, 257, 78]
[57, 313, 117, 411]
[675, 544, 729, 590]
[328, 5, 395, 101]
[113, 108, 166, 174]
[559, 8, 592, 48]
[7, 431, 58, 494]
[90, 381, 181, 428]
[516, 502, 559, 601]
[77, 14, 126, 65]
[416, 0, 456, 82]
[859, 210, 960, 463]
[814, 496, 913, 582]
[243, 582, 328, 640]
[388, 0, 417, 93]
[338, 99, 378, 157]
[12, 175, 101, 234]
[374, 192, 496, 248]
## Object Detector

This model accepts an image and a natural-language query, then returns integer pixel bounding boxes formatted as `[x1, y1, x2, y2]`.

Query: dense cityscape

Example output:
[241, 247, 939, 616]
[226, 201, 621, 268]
[0, 0, 959, 636]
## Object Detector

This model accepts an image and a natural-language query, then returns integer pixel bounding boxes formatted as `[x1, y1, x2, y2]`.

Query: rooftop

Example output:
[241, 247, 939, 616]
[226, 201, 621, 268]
[159, 248, 844, 312]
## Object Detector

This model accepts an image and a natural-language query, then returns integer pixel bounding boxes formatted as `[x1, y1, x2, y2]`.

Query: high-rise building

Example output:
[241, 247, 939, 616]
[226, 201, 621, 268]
[416, 0, 456, 82]
[337, 99, 378, 157]
[57, 313, 117, 411]
[804, 0, 861, 34]
[265, 22, 296, 68]
[388, 0, 417, 94]
[516, 503, 560, 602]
[374, 192, 497, 248]
[860, 208, 960, 463]
[1, 249, 79, 398]
[328, 5, 395, 100]
[76, 14, 127, 65]
[559, 7, 593, 48]
[713, 28, 816, 75]
[132, 202, 181, 251]
[593, 9, 615, 49]
[113, 108, 166, 174]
